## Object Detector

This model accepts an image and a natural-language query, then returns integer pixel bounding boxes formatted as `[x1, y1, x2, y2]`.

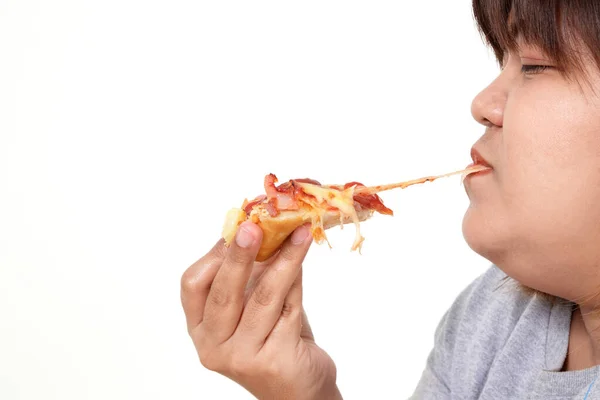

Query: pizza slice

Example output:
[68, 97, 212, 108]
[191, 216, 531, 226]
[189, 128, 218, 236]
[221, 165, 489, 261]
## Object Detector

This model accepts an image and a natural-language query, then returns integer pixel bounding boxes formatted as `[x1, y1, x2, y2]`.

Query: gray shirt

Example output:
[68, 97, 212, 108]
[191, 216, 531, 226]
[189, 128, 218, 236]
[410, 265, 600, 399]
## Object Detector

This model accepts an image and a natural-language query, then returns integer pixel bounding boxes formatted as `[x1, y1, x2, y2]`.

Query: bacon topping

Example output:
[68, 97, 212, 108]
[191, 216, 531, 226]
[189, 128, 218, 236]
[243, 195, 267, 214]
[353, 193, 394, 216]
[330, 182, 393, 216]
[264, 174, 299, 211]
[264, 198, 279, 217]
[345, 182, 393, 216]
[294, 178, 321, 185]
[247, 175, 393, 219]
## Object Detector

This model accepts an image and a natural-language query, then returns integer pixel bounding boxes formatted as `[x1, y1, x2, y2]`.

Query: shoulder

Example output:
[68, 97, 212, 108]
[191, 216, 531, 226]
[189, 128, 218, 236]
[411, 266, 554, 398]
[447, 265, 526, 312]
[435, 265, 545, 357]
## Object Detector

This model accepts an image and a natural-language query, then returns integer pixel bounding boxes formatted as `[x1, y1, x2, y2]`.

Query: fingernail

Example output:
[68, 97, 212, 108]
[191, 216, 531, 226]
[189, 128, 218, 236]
[236, 225, 256, 248]
[291, 225, 310, 245]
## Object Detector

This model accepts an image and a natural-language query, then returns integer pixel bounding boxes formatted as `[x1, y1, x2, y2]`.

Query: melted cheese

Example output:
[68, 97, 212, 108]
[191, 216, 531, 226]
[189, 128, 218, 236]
[308, 209, 332, 248]
[295, 182, 365, 252]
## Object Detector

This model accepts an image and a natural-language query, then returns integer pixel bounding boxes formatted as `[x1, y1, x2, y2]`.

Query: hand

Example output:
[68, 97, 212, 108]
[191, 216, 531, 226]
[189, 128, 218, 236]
[181, 222, 342, 400]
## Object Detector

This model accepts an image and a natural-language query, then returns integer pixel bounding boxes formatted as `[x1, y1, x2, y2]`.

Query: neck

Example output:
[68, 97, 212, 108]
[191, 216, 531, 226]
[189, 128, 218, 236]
[562, 306, 600, 371]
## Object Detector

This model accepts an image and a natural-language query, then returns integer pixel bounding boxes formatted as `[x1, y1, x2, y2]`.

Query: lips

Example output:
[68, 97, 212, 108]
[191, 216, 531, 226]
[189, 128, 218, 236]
[469, 148, 492, 169]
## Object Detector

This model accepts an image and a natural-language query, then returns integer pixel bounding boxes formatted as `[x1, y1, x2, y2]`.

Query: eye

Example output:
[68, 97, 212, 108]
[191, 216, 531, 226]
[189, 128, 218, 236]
[521, 64, 552, 75]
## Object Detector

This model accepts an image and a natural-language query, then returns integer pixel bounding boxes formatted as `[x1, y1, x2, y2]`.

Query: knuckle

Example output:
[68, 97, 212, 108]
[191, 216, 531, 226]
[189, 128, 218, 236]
[252, 283, 277, 308]
[181, 255, 221, 295]
[197, 345, 223, 372]
[240, 307, 260, 331]
[209, 285, 232, 308]
[228, 246, 253, 266]
[198, 351, 216, 371]
[277, 245, 299, 263]
[180, 269, 202, 295]
[279, 302, 296, 319]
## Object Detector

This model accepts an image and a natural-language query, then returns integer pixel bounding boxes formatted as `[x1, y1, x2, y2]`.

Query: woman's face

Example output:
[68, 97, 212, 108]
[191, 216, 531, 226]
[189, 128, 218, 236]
[463, 41, 600, 302]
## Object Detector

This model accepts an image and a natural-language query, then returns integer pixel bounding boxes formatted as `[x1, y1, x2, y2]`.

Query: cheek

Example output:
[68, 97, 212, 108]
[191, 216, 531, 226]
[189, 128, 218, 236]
[504, 80, 600, 172]
[502, 88, 600, 224]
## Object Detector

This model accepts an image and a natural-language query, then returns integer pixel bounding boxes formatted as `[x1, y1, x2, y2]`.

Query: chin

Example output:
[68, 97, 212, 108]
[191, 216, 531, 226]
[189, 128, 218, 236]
[462, 204, 508, 267]
[462, 206, 559, 295]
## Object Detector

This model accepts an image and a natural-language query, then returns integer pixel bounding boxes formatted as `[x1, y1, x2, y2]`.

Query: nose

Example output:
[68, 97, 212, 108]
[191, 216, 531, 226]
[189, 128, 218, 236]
[471, 78, 506, 128]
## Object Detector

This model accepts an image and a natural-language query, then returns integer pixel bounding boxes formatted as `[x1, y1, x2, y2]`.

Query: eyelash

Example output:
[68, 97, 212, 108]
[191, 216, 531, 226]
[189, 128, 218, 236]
[521, 65, 551, 75]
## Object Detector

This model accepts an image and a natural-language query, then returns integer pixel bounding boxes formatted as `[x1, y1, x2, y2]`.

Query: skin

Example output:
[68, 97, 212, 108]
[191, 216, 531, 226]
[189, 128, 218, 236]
[463, 41, 600, 370]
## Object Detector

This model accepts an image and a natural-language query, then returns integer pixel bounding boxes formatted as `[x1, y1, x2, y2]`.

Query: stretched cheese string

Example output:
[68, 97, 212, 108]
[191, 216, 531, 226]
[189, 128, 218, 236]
[354, 165, 490, 196]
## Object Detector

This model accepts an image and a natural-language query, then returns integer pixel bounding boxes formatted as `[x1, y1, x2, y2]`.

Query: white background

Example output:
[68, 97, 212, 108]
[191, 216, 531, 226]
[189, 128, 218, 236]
[0, 1, 499, 399]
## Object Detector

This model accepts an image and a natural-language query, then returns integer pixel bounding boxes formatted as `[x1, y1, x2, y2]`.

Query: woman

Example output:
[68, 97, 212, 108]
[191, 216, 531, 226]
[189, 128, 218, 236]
[180, 0, 600, 398]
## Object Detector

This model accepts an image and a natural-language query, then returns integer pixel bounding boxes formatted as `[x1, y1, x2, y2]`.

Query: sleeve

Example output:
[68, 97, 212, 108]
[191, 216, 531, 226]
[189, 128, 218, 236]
[408, 310, 453, 399]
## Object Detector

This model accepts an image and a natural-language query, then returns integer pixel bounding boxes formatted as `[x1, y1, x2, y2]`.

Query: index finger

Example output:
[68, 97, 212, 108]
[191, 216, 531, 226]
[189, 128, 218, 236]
[180, 239, 227, 332]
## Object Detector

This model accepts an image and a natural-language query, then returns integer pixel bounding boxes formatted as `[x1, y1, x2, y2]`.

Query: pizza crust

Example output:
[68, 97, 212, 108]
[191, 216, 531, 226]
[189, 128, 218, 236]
[222, 204, 374, 262]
